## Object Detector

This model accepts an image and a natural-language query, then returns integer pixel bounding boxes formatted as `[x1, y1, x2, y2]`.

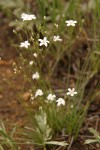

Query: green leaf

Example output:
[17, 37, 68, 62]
[85, 139, 99, 144]
[89, 128, 100, 140]
[0, 145, 4, 150]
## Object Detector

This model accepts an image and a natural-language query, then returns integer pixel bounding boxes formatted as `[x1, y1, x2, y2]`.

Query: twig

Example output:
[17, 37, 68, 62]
[95, 115, 99, 131]
[68, 136, 74, 150]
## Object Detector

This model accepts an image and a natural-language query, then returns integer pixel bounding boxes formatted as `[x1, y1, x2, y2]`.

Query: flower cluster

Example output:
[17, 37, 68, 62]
[19, 13, 78, 107]
[21, 13, 36, 21]
[31, 88, 77, 107]
[20, 13, 77, 49]
[20, 35, 63, 48]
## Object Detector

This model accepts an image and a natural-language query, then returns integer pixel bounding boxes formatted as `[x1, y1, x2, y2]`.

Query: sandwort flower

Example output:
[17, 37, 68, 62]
[38, 37, 50, 47]
[21, 13, 36, 21]
[29, 61, 33, 65]
[54, 23, 58, 28]
[47, 94, 56, 101]
[30, 95, 34, 101]
[33, 53, 38, 58]
[20, 41, 30, 49]
[39, 106, 42, 110]
[53, 36, 62, 42]
[44, 16, 47, 20]
[35, 89, 43, 97]
[32, 72, 39, 80]
[56, 98, 65, 106]
[66, 88, 77, 96]
[65, 20, 77, 26]
[71, 105, 73, 108]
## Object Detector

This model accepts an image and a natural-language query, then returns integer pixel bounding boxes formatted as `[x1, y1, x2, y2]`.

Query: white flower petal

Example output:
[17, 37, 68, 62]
[39, 43, 43, 46]
[72, 88, 75, 91]
[74, 92, 77, 94]
[44, 37, 47, 40]
[45, 43, 48, 47]
[66, 92, 70, 95]
[68, 88, 71, 91]
[38, 39, 43, 42]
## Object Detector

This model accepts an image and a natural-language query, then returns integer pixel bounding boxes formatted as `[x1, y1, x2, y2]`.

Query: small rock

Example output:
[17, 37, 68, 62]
[0, 94, 3, 99]
[22, 92, 31, 101]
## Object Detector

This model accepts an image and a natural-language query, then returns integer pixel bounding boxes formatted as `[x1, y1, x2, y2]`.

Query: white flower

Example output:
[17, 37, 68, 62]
[54, 24, 58, 28]
[56, 98, 65, 106]
[47, 94, 56, 101]
[66, 88, 77, 96]
[21, 13, 36, 21]
[35, 89, 43, 97]
[32, 72, 39, 80]
[33, 53, 38, 58]
[30, 96, 34, 101]
[44, 16, 47, 20]
[65, 20, 77, 26]
[39, 106, 42, 110]
[71, 105, 73, 108]
[38, 37, 50, 47]
[29, 61, 33, 65]
[20, 41, 30, 49]
[53, 36, 62, 42]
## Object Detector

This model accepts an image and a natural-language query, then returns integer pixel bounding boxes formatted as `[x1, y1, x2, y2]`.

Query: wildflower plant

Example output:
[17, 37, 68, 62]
[1, 0, 100, 149]
[11, 5, 100, 148]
